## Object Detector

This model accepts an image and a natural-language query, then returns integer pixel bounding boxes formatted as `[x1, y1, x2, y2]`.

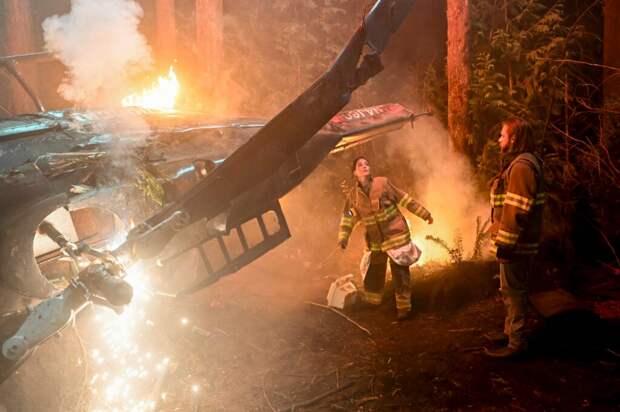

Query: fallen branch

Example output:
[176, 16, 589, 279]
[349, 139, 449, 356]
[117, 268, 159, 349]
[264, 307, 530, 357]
[305, 301, 372, 336]
[600, 261, 620, 277]
[458, 346, 485, 353]
[592, 227, 620, 269]
[447, 328, 481, 333]
[606, 348, 620, 360]
[539, 57, 620, 73]
[262, 371, 277, 412]
[214, 327, 267, 353]
[384, 402, 415, 408]
[356, 395, 379, 406]
[277, 381, 354, 412]
[71, 324, 90, 412]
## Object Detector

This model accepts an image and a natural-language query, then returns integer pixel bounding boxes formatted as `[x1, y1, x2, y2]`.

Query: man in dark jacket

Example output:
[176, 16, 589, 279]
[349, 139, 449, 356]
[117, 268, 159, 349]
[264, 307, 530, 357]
[486, 119, 546, 358]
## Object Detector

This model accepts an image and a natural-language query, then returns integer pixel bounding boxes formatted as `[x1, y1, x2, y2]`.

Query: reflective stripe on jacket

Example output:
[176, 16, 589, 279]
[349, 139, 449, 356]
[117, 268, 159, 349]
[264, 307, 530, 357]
[490, 153, 545, 258]
[338, 176, 431, 252]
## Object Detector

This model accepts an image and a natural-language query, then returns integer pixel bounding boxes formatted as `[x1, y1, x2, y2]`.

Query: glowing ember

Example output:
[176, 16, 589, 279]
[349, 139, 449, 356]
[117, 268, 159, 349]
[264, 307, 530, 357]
[122, 66, 180, 111]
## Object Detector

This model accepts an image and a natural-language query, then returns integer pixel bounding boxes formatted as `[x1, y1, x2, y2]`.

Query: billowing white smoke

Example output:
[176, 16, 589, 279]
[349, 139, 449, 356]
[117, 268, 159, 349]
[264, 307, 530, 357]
[387, 118, 490, 263]
[43, 0, 153, 107]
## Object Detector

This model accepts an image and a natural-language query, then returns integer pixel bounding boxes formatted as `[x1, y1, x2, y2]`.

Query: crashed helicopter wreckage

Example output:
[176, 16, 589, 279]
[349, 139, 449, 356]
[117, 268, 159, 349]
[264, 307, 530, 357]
[0, 0, 429, 383]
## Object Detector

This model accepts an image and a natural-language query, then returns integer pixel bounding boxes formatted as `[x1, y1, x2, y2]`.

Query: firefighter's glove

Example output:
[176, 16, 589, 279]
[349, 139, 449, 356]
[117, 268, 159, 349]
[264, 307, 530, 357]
[495, 245, 514, 261]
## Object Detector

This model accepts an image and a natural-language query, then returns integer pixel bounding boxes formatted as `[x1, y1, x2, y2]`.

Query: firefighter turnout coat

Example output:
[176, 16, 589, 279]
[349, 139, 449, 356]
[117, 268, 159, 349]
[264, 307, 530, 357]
[338, 176, 431, 252]
[490, 153, 546, 259]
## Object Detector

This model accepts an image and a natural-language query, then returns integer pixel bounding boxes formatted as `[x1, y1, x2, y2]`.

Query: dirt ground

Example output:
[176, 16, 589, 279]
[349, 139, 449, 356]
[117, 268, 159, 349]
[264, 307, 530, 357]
[155, 257, 620, 412]
[1, 248, 619, 412]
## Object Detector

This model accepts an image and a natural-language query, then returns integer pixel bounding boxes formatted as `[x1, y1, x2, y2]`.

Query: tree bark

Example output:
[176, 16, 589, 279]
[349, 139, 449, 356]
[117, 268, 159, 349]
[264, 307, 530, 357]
[2, 0, 36, 115]
[155, 0, 176, 64]
[603, 0, 620, 142]
[195, 0, 223, 92]
[604, 0, 620, 99]
[446, 0, 471, 153]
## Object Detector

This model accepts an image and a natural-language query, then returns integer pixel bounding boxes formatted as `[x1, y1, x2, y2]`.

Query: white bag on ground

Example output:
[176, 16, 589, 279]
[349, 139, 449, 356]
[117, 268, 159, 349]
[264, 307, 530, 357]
[326, 274, 358, 309]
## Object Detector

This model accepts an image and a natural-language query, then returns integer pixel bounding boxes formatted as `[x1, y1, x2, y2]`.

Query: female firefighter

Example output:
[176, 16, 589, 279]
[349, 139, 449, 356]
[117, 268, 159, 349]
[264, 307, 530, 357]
[337, 156, 433, 320]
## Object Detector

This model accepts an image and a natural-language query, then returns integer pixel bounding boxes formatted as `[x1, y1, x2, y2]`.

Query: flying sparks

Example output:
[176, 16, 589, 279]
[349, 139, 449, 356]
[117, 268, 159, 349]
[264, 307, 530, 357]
[86, 266, 170, 412]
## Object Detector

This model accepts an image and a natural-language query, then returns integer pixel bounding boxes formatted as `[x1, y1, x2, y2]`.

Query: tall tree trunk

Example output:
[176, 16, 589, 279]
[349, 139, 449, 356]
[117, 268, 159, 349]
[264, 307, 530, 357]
[446, 0, 471, 153]
[195, 0, 223, 93]
[156, 0, 176, 64]
[3, 0, 36, 115]
[603, 0, 620, 143]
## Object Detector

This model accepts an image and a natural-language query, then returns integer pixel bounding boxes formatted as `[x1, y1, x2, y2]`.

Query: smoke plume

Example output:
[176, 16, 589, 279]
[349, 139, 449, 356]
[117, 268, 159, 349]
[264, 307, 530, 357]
[42, 0, 152, 107]
[386, 118, 490, 263]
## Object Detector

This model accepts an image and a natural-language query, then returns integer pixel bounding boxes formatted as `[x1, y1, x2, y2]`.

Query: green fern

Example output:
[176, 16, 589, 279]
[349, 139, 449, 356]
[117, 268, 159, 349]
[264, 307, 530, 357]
[471, 216, 492, 260]
[425, 215, 491, 264]
[425, 232, 464, 264]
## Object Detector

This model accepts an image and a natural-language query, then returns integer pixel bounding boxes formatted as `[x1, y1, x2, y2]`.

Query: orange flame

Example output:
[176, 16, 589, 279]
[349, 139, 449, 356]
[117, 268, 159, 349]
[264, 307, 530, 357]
[407, 219, 451, 265]
[122, 66, 180, 111]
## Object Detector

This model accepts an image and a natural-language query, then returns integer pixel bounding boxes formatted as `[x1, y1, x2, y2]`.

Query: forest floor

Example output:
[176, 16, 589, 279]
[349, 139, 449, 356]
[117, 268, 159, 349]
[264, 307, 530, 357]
[1, 254, 619, 412]
[160, 257, 620, 412]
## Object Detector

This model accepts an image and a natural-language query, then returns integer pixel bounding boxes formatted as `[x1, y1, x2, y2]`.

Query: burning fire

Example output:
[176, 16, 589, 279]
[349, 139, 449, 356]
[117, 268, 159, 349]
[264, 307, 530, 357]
[407, 218, 455, 265]
[122, 66, 180, 111]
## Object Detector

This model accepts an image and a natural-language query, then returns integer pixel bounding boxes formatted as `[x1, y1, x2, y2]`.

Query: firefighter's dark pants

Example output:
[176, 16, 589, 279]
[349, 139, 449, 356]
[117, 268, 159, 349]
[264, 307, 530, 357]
[363, 251, 412, 315]
[499, 259, 533, 349]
